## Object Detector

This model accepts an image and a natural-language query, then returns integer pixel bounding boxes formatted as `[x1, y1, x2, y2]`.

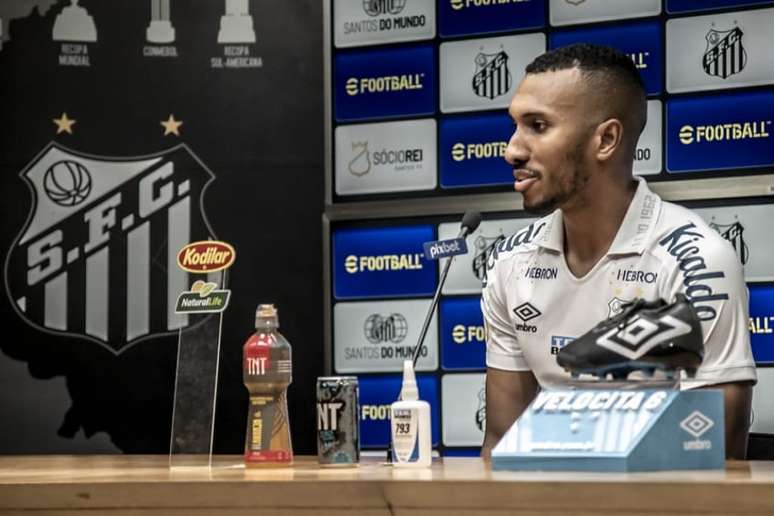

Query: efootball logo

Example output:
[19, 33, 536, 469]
[4, 143, 221, 354]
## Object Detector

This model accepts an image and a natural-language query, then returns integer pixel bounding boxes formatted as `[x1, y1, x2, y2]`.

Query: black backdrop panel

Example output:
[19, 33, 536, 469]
[0, 0, 324, 454]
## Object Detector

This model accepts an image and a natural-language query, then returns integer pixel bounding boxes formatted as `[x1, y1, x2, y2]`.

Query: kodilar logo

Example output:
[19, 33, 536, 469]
[177, 241, 235, 273]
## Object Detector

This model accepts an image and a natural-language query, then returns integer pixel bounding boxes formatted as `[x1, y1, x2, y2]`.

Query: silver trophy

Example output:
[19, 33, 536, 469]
[52, 0, 97, 42]
[217, 0, 255, 44]
[147, 0, 175, 43]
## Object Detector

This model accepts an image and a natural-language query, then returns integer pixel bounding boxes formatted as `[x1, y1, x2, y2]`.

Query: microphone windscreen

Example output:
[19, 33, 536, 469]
[461, 211, 482, 234]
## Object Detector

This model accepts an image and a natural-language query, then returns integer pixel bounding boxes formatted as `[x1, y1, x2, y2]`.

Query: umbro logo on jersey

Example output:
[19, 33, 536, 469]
[513, 302, 541, 333]
[595, 314, 692, 360]
[514, 302, 541, 321]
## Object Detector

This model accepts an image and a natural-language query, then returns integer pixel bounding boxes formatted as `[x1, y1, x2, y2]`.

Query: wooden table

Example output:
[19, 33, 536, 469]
[2, 455, 774, 515]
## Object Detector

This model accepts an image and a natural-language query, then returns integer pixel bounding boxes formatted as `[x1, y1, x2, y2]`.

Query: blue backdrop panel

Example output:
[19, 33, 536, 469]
[439, 0, 545, 38]
[666, 91, 774, 173]
[750, 284, 774, 364]
[439, 112, 514, 188]
[667, 0, 774, 13]
[334, 44, 437, 122]
[550, 20, 662, 96]
[333, 225, 437, 299]
[358, 374, 440, 448]
[440, 296, 486, 370]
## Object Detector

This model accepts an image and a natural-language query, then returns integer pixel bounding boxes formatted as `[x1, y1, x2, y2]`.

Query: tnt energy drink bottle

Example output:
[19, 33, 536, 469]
[243, 304, 293, 467]
[316, 376, 359, 466]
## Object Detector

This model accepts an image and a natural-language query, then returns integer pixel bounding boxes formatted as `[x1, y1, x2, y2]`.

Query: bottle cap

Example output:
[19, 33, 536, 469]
[255, 303, 279, 330]
[399, 360, 418, 401]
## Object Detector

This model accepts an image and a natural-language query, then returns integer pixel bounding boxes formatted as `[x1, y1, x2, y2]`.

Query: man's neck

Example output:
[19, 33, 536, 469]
[561, 174, 638, 277]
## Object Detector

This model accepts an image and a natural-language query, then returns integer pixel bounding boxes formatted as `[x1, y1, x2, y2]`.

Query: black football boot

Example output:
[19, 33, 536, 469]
[556, 294, 704, 380]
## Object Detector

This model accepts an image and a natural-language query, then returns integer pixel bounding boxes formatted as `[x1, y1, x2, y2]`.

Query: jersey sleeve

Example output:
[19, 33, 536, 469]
[481, 260, 530, 372]
[660, 233, 757, 389]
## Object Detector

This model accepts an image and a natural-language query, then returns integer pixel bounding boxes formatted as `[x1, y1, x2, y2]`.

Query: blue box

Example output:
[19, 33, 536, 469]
[334, 45, 436, 122]
[666, 91, 774, 173]
[550, 21, 662, 96]
[443, 448, 481, 457]
[333, 225, 437, 299]
[441, 297, 486, 370]
[492, 389, 725, 471]
[667, 0, 774, 13]
[358, 374, 440, 448]
[439, 0, 545, 38]
[750, 284, 774, 364]
[439, 113, 514, 188]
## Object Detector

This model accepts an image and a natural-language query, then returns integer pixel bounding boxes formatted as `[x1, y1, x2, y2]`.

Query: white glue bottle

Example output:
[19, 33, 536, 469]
[390, 360, 432, 467]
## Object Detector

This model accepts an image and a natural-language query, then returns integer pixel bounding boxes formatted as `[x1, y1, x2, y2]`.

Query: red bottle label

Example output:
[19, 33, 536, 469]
[244, 450, 293, 464]
[244, 333, 272, 376]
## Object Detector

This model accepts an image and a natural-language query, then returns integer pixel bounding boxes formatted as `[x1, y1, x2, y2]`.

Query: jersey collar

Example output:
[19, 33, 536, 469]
[535, 178, 662, 256]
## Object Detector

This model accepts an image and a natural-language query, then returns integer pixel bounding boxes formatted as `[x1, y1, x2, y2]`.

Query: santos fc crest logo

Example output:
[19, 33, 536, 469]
[703, 25, 747, 80]
[472, 50, 511, 100]
[4, 143, 221, 354]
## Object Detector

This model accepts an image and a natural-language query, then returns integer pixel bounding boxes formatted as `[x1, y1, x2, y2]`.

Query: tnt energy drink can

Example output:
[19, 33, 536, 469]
[316, 376, 359, 466]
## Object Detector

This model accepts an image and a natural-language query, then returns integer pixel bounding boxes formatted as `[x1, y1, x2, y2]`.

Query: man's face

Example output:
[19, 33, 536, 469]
[505, 68, 595, 215]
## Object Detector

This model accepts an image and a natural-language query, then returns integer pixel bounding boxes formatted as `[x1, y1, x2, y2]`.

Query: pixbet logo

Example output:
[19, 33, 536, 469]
[423, 237, 467, 260]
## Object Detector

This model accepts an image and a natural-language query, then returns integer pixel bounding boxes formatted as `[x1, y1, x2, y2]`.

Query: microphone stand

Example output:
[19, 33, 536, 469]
[411, 228, 468, 368]
[388, 212, 479, 463]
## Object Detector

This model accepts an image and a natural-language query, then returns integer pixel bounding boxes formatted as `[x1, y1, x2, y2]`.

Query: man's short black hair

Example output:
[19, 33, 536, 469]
[526, 43, 647, 138]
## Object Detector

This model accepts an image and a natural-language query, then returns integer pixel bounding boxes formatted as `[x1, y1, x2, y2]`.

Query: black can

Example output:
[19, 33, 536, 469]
[316, 376, 359, 466]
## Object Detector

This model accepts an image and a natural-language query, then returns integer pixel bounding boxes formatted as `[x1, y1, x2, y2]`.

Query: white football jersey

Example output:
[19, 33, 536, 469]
[482, 178, 757, 389]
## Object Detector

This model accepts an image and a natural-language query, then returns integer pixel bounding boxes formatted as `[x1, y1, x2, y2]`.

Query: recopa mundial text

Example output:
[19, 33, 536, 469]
[532, 391, 668, 413]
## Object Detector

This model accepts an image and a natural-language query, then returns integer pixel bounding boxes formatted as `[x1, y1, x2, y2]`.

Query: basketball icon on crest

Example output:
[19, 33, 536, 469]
[472, 49, 511, 100]
[703, 24, 747, 79]
[44, 160, 92, 207]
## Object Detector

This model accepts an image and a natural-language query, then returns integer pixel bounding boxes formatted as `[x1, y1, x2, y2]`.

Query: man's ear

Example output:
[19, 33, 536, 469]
[594, 118, 623, 162]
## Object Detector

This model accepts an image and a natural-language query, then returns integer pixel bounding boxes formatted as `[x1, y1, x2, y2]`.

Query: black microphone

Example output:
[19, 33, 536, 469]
[411, 211, 482, 367]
